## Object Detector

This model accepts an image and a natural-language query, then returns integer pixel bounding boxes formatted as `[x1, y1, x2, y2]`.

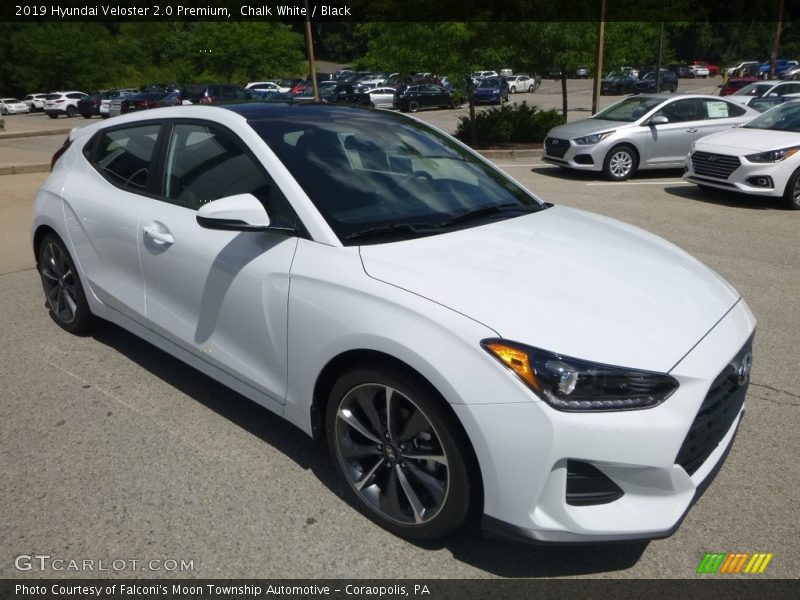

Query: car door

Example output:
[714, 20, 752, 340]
[138, 120, 300, 404]
[61, 122, 164, 319]
[643, 98, 744, 167]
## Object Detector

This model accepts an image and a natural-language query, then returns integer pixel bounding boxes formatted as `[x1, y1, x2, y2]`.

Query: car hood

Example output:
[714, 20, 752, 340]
[695, 128, 800, 154]
[547, 118, 623, 139]
[359, 206, 740, 373]
[475, 87, 501, 95]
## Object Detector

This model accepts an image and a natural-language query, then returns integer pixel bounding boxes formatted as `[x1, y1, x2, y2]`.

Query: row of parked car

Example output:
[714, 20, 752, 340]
[543, 89, 800, 209]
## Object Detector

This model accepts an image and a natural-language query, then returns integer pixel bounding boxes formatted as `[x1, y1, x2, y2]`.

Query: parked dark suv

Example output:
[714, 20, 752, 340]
[394, 84, 453, 112]
[634, 70, 679, 94]
[181, 84, 250, 104]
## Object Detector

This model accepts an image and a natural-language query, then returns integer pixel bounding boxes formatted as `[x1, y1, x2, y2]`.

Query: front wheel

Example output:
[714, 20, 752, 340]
[38, 234, 95, 333]
[407, 100, 420, 113]
[783, 168, 800, 209]
[326, 365, 474, 540]
[66, 105, 76, 117]
[603, 145, 638, 181]
[48, 113, 58, 119]
[509, 86, 516, 94]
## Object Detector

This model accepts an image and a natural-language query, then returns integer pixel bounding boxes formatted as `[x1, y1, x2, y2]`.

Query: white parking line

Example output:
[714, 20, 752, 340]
[586, 181, 693, 186]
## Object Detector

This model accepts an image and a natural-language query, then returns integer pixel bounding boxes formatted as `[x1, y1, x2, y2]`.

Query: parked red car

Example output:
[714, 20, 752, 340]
[719, 77, 758, 96]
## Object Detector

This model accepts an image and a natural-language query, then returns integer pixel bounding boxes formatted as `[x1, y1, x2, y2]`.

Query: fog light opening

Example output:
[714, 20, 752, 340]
[566, 460, 625, 506]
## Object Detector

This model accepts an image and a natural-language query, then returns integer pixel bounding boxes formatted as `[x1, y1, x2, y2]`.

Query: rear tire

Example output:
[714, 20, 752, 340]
[326, 364, 474, 540]
[783, 168, 800, 209]
[37, 234, 95, 333]
[48, 113, 58, 119]
[603, 144, 638, 181]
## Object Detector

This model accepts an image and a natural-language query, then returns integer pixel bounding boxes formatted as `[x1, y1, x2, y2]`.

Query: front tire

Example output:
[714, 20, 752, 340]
[326, 365, 474, 540]
[603, 144, 638, 181]
[407, 100, 420, 113]
[66, 105, 76, 117]
[784, 168, 800, 209]
[38, 234, 95, 333]
[48, 113, 58, 119]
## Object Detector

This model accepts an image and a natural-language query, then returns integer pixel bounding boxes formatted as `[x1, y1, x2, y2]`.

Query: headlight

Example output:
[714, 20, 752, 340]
[745, 146, 800, 163]
[573, 131, 615, 145]
[482, 339, 678, 411]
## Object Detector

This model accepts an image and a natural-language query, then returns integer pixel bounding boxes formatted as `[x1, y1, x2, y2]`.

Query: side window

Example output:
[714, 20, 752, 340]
[163, 123, 298, 227]
[92, 124, 160, 192]
[704, 100, 746, 118]
[657, 99, 700, 123]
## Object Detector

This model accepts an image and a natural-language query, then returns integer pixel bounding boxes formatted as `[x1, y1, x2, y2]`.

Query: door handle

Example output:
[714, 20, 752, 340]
[686, 128, 699, 133]
[142, 223, 174, 245]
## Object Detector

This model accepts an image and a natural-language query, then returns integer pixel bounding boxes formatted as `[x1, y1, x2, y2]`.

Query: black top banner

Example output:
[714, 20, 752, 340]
[3, 0, 798, 22]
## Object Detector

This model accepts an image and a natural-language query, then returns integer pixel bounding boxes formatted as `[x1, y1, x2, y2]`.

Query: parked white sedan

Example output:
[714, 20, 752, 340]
[684, 100, 800, 208]
[364, 86, 397, 108]
[33, 103, 755, 543]
[0, 98, 31, 115]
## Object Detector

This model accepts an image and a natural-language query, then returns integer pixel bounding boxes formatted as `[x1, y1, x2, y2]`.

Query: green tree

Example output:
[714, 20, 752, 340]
[9, 23, 117, 92]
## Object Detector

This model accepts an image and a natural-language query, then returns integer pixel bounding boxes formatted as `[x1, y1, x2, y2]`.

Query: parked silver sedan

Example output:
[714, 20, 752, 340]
[543, 94, 760, 180]
[365, 86, 398, 109]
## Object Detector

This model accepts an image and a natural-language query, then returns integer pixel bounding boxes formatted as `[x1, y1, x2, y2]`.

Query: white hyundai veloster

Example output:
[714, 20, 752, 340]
[32, 103, 755, 543]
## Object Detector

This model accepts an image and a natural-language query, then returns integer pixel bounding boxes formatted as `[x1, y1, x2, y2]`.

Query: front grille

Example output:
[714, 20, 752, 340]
[691, 151, 741, 180]
[545, 137, 570, 158]
[675, 336, 753, 475]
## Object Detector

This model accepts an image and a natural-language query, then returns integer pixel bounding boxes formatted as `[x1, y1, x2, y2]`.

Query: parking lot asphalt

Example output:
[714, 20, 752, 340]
[1, 151, 798, 578]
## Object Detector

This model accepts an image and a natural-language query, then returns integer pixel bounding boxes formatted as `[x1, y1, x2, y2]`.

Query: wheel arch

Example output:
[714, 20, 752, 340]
[33, 224, 61, 261]
[310, 348, 484, 513]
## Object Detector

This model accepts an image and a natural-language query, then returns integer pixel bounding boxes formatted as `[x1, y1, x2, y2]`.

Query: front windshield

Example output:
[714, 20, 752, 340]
[605, 71, 629, 78]
[478, 79, 500, 88]
[593, 96, 663, 122]
[743, 102, 800, 132]
[734, 83, 774, 97]
[250, 109, 546, 244]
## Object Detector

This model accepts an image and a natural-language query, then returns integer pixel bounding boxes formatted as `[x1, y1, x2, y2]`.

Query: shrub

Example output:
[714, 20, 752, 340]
[455, 102, 565, 145]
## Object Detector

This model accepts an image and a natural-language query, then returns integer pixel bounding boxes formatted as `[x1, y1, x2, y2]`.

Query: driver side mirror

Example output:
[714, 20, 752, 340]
[196, 193, 271, 231]
[649, 115, 669, 126]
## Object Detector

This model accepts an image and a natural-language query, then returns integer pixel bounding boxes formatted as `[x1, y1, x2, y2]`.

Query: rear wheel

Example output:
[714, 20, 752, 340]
[603, 144, 638, 181]
[326, 365, 474, 540]
[48, 113, 58, 119]
[82, 114, 92, 119]
[38, 234, 95, 333]
[784, 168, 800, 209]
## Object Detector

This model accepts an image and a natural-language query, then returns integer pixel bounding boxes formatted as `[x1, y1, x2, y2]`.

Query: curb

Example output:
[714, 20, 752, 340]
[0, 128, 71, 140]
[477, 148, 543, 159]
[0, 163, 50, 176]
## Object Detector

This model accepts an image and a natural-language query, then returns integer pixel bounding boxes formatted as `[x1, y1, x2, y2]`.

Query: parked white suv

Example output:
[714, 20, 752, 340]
[23, 93, 49, 112]
[43, 91, 88, 118]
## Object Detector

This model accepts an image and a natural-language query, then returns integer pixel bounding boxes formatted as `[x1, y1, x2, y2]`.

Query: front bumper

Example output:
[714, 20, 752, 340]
[684, 154, 793, 197]
[543, 137, 609, 172]
[454, 299, 755, 543]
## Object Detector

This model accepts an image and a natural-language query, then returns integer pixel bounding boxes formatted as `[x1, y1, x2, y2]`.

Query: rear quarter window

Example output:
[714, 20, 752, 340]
[88, 124, 161, 193]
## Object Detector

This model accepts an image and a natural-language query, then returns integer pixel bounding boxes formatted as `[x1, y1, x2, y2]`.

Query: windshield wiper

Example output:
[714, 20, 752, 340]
[438, 203, 541, 228]
[344, 222, 441, 242]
